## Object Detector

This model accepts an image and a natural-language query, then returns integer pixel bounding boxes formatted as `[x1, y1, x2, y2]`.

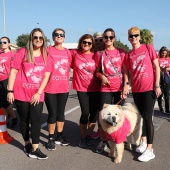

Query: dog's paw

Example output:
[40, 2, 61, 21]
[114, 157, 121, 163]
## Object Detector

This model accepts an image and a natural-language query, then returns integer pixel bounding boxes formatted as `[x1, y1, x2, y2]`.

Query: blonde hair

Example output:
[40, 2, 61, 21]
[93, 32, 103, 39]
[25, 28, 47, 63]
[128, 26, 140, 35]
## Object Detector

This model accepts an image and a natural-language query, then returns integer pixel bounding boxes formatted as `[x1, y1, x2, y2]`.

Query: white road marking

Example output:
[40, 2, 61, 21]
[41, 106, 80, 128]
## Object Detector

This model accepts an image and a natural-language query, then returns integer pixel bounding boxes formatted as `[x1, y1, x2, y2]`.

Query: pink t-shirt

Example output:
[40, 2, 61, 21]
[159, 58, 170, 69]
[105, 117, 131, 144]
[159, 58, 170, 76]
[12, 48, 52, 102]
[0, 51, 15, 81]
[71, 49, 100, 92]
[126, 44, 158, 92]
[45, 46, 72, 93]
[95, 48, 126, 92]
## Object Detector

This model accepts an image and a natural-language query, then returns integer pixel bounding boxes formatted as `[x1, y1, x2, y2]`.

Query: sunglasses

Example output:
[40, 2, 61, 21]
[33, 36, 43, 40]
[95, 38, 103, 43]
[128, 34, 140, 39]
[0, 41, 7, 45]
[82, 41, 92, 45]
[104, 36, 115, 40]
[53, 33, 65, 37]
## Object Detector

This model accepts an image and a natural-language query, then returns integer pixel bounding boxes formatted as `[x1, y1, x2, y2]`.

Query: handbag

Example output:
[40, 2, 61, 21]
[164, 71, 170, 84]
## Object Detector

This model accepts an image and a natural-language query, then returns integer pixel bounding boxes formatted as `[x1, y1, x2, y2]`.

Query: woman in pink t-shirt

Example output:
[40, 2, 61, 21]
[7, 28, 51, 160]
[157, 46, 170, 114]
[71, 34, 100, 148]
[45, 28, 72, 150]
[126, 26, 161, 162]
[95, 28, 129, 153]
[0, 36, 18, 128]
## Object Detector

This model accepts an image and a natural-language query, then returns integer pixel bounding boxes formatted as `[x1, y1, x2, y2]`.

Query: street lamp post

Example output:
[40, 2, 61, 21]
[3, 0, 6, 35]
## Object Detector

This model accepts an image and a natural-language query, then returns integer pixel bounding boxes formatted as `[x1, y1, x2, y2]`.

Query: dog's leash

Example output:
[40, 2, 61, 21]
[116, 98, 124, 105]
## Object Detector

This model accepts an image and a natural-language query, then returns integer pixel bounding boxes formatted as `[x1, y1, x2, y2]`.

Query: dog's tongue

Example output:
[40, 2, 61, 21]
[112, 122, 117, 127]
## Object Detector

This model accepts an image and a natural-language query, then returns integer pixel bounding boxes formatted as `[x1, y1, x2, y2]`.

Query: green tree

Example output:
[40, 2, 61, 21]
[16, 34, 29, 47]
[16, 34, 50, 47]
[114, 39, 130, 53]
[140, 29, 153, 45]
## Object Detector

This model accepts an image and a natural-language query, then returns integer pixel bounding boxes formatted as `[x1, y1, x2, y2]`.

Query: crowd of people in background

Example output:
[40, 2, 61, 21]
[0, 26, 169, 162]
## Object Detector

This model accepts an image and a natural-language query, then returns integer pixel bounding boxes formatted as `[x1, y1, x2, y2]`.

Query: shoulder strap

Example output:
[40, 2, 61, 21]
[99, 51, 104, 73]
[104, 51, 121, 79]
[146, 44, 150, 56]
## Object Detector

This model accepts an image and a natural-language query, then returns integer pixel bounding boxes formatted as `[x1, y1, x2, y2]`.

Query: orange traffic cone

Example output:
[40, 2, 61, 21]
[0, 108, 13, 144]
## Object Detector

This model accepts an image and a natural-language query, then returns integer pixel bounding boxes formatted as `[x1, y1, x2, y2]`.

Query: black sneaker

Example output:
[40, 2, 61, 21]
[79, 137, 87, 148]
[24, 143, 32, 155]
[11, 118, 19, 128]
[29, 148, 48, 160]
[95, 140, 108, 154]
[55, 135, 70, 146]
[86, 135, 95, 146]
[159, 107, 164, 113]
[47, 138, 56, 151]
[165, 111, 170, 115]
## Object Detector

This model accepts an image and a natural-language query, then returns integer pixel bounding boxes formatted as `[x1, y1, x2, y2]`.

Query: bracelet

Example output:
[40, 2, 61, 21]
[124, 82, 130, 85]
[155, 86, 160, 88]
[7, 90, 14, 93]
[37, 92, 41, 95]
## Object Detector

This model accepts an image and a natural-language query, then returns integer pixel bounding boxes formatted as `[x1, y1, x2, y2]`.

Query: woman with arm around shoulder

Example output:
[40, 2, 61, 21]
[126, 26, 161, 162]
[95, 28, 129, 153]
[7, 28, 51, 159]
[157, 46, 170, 114]
[71, 34, 100, 148]
[45, 28, 72, 150]
[0, 37, 18, 128]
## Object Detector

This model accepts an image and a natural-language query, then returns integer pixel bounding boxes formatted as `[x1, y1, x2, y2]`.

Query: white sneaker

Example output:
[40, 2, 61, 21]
[138, 149, 155, 162]
[136, 142, 147, 153]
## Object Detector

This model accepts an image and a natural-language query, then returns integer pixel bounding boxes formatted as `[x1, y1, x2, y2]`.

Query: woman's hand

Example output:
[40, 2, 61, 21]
[101, 75, 110, 86]
[121, 84, 130, 99]
[7, 93, 14, 104]
[154, 87, 162, 98]
[30, 93, 41, 106]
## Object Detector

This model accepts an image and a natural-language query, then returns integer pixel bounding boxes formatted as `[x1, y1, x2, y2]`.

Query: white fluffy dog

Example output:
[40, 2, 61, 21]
[99, 103, 143, 163]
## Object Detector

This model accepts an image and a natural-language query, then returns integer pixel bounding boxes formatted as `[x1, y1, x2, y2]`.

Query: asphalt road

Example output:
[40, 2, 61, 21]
[0, 81, 170, 170]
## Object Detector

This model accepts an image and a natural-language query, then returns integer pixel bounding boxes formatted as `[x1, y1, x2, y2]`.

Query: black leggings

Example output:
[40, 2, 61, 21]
[133, 90, 156, 144]
[100, 91, 125, 110]
[15, 100, 43, 144]
[0, 79, 10, 108]
[77, 91, 100, 124]
[45, 92, 69, 124]
[157, 83, 170, 112]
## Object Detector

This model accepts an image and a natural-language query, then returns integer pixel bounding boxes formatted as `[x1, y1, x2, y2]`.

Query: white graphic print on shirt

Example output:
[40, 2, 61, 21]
[26, 66, 44, 83]
[0, 58, 7, 73]
[54, 58, 68, 75]
[132, 54, 148, 79]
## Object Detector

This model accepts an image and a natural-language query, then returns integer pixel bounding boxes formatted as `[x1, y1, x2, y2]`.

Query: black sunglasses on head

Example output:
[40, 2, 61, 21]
[128, 34, 140, 39]
[104, 36, 115, 40]
[53, 33, 65, 37]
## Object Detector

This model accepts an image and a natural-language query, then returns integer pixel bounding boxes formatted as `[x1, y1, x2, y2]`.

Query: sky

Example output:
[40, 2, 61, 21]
[0, 0, 170, 50]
